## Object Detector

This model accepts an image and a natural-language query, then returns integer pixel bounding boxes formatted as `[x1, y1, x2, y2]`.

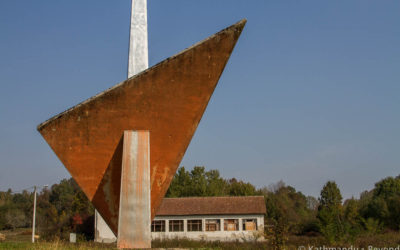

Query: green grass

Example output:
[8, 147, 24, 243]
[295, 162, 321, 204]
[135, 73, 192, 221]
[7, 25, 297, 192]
[0, 242, 115, 250]
[1, 229, 400, 249]
[0, 229, 114, 249]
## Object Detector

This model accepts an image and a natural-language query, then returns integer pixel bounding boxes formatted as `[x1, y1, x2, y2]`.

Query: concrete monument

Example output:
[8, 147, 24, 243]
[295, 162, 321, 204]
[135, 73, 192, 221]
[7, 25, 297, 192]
[95, 0, 149, 244]
[37, 1, 246, 247]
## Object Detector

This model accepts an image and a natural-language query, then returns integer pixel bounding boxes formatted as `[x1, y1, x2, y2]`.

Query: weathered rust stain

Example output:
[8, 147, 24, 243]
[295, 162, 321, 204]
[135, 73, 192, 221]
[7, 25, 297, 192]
[37, 19, 246, 236]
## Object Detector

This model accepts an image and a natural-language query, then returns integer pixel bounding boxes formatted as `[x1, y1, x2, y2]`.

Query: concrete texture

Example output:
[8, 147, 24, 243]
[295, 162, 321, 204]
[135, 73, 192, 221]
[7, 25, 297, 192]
[94, 211, 116, 243]
[117, 131, 150, 249]
[95, 0, 150, 243]
[128, 0, 148, 78]
[37, 19, 246, 236]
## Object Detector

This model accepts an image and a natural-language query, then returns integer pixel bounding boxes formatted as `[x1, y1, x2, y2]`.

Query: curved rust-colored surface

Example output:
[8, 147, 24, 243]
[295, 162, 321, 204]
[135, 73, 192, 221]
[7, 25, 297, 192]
[37, 19, 246, 235]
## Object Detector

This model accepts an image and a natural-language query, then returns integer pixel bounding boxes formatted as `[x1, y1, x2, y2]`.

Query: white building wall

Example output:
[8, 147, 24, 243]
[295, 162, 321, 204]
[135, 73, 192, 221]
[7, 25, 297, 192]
[151, 214, 265, 242]
[95, 213, 265, 243]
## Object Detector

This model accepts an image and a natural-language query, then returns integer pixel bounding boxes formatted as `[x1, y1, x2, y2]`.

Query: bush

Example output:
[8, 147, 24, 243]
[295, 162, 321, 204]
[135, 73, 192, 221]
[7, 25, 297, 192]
[361, 217, 382, 235]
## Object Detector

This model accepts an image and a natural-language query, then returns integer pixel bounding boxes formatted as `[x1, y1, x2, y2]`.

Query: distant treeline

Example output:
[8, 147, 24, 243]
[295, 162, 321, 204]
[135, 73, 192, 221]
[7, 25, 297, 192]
[0, 179, 94, 241]
[167, 167, 400, 244]
[0, 166, 399, 244]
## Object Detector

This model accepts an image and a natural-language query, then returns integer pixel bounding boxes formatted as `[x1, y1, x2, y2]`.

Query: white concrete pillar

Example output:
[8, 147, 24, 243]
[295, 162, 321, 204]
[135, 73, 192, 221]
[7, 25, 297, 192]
[117, 131, 151, 249]
[128, 0, 148, 78]
[95, 0, 149, 245]
[94, 211, 116, 243]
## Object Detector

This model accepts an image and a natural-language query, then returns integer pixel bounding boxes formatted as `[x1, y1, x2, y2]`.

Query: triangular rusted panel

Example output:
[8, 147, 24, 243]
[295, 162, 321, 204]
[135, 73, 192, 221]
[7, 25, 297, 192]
[37, 19, 246, 234]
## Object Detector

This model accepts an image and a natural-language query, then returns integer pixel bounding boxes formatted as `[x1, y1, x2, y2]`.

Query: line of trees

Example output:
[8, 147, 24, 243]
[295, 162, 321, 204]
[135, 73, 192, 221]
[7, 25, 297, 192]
[314, 176, 400, 243]
[0, 166, 399, 244]
[166, 166, 257, 197]
[167, 167, 400, 244]
[0, 179, 94, 240]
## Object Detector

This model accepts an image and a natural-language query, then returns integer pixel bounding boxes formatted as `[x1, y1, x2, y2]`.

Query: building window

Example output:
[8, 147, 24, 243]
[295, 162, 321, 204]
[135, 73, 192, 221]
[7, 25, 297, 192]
[242, 219, 257, 231]
[205, 219, 220, 231]
[151, 220, 165, 232]
[169, 220, 184, 232]
[224, 219, 239, 231]
[187, 219, 202, 232]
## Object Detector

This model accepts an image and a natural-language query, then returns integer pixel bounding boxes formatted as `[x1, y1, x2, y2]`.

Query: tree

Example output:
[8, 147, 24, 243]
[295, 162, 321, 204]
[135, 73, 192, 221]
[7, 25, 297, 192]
[262, 181, 317, 236]
[205, 170, 228, 196]
[344, 198, 359, 226]
[189, 166, 208, 196]
[306, 196, 319, 210]
[228, 178, 256, 196]
[319, 181, 342, 209]
[4, 209, 27, 229]
[166, 166, 256, 198]
[342, 198, 364, 239]
[373, 177, 400, 199]
[317, 181, 345, 243]
[166, 167, 191, 197]
[363, 176, 400, 229]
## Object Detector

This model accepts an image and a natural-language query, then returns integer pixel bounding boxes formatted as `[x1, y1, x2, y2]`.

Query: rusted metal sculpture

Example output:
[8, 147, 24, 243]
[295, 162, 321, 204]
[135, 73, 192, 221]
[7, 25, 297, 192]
[37, 19, 246, 240]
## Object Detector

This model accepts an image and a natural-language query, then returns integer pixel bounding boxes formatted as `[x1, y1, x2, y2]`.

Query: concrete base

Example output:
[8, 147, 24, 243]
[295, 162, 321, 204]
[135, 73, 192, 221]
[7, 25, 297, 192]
[94, 210, 116, 243]
[117, 131, 151, 249]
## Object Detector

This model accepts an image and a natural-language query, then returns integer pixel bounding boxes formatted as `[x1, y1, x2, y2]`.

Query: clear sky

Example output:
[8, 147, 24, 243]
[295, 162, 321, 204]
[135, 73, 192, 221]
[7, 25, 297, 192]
[0, 1, 399, 199]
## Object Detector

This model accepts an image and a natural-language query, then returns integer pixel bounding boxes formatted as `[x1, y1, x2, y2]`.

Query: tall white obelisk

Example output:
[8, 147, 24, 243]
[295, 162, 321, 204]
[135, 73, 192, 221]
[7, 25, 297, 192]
[128, 0, 148, 78]
[94, 0, 149, 245]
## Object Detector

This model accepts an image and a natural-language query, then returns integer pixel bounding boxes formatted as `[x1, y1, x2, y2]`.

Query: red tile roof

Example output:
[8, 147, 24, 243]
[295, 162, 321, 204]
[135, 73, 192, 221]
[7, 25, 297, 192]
[155, 196, 266, 216]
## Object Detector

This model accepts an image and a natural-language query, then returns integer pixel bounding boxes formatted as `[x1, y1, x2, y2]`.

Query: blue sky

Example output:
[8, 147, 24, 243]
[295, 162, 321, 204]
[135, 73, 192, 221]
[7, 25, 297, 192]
[0, 1, 399, 199]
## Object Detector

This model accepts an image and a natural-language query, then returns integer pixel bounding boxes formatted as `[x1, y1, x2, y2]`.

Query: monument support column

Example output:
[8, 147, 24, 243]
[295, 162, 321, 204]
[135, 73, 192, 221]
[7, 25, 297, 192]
[95, 0, 149, 244]
[118, 1, 150, 247]
[117, 130, 151, 249]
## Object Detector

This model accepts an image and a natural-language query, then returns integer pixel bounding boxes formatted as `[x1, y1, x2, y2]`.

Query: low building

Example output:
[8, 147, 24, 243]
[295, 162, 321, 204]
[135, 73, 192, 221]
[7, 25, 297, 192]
[151, 196, 266, 242]
[95, 196, 266, 242]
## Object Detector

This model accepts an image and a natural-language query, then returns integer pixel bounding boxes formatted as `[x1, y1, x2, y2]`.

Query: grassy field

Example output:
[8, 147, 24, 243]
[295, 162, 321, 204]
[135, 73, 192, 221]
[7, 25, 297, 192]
[0, 242, 114, 250]
[0, 229, 113, 249]
[1, 229, 400, 249]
